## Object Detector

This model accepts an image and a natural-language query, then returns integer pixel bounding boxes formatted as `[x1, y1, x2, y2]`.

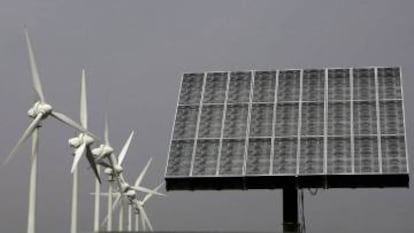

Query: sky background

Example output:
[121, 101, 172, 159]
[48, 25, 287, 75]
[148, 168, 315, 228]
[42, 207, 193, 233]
[0, 0, 413, 232]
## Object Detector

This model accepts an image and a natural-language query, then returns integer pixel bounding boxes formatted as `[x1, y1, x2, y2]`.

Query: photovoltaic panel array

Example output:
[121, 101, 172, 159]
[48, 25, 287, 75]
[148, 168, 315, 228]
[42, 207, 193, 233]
[165, 67, 409, 190]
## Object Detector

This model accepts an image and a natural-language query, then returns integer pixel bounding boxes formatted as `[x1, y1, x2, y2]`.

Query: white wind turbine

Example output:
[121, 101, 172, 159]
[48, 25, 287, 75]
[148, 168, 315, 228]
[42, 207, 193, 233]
[93, 127, 164, 231]
[68, 70, 101, 233]
[91, 117, 116, 231]
[96, 182, 165, 232]
[133, 182, 165, 232]
[92, 121, 164, 196]
[2, 28, 97, 233]
[94, 150, 165, 232]
[114, 157, 166, 231]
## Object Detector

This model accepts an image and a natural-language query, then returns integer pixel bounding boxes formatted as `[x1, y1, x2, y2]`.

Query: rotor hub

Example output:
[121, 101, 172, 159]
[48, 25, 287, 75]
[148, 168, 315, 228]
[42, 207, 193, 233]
[125, 190, 136, 198]
[68, 137, 82, 148]
[93, 144, 114, 157]
[113, 164, 123, 173]
[91, 145, 104, 157]
[27, 101, 52, 118]
[120, 182, 129, 192]
[102, 145, 114, 155]
[104, 167, 113, 175]
[82, 134, 94, 145]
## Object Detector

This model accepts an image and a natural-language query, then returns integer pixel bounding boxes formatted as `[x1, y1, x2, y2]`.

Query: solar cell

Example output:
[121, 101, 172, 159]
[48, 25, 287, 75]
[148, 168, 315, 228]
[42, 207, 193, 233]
[166, 67, 409, 190]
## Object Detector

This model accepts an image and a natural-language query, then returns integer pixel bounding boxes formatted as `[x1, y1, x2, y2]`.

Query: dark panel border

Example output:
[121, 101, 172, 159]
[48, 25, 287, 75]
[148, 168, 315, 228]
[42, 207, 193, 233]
[165, 174, 409, 191]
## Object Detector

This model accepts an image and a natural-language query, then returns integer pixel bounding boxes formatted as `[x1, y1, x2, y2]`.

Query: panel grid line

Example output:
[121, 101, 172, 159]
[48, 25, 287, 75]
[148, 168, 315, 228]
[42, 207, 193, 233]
[172, 133, 406, 142]
[296, 70, 303, 175]
[216, 73, 231, 176]
[270, 70, 279, 175]
[350, 68, 355, 174]
[374, 68, 383, 173]
[189, 73, 207, 176]
[242, 71, 255, 176]
[164, 74, 185, 177]
[324, 69, 328, 174]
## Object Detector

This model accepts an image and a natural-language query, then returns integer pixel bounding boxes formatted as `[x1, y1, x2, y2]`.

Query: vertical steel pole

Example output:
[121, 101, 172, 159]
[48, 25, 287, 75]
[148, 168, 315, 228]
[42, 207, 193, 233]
[128, 205, 132, 231]
[70, 167, 78, 233]
[27, 127, 39, 233]
[107, 185, 113, 231]
[118, 203, 124, 231]
[93, 167, 101, 232]
[283, 188, 300, 233]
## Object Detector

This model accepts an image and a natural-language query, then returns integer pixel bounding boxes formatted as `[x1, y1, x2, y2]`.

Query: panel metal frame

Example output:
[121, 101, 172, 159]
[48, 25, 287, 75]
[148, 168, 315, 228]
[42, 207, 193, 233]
[215, 72, 231, 176]
[324, 69, 328, 174]
[350, 68, 355, 174]
[295, 70, 303, 175]
[189, 73, 207, 176]
[400, 66, 410, 173]
[165, 74, 185, 177]
[270, 70, 279, 175]
[242, 71, 255, 176]
[374, 68, 383, 173]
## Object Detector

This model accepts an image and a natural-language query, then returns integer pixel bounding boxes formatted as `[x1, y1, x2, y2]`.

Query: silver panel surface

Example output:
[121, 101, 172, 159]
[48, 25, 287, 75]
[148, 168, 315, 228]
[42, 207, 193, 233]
[166, 66, 409, 189]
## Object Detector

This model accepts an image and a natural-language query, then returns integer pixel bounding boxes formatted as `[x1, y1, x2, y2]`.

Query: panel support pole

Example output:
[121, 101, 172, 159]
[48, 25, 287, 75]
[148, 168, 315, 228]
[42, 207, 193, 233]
[282, 188, 300, 233]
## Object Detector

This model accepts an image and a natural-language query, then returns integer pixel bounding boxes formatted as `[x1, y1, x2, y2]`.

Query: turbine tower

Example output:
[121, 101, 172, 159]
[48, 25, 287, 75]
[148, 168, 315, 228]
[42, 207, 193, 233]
[94, 166, 101, 232]
[2, 28, 96, 233]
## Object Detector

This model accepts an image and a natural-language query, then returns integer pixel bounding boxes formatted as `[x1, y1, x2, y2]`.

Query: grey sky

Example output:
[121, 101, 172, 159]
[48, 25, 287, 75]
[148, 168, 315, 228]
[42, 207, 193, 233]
[0, 0, 413, 232]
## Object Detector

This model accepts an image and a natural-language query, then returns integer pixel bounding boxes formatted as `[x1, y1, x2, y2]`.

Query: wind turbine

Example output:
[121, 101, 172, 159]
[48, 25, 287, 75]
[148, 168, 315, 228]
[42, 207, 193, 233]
[89, 115, 121, 232]
[92, 122, 163, 196]
[133, 182, 165, 232]
[94, 154, 165, 231]
[68, 70, 101, 233]
[3, 28, 97, 233]
[96, 182, 165, 232]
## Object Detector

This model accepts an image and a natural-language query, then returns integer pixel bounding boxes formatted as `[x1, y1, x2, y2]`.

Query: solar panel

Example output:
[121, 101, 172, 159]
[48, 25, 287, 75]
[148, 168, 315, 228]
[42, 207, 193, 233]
[165, 67, 409, 190]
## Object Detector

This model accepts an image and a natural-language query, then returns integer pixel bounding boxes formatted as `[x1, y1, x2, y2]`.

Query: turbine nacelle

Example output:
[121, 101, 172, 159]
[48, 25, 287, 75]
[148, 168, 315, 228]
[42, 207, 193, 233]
[119, 180, 129, 192]
[125, 189, 137, 199]
[68, 134, 94, 148]
[113, 164, 123, 174]
[104, 167, 113, 175]
[27, 101, 52, 118]
[92, 144, 114, 159]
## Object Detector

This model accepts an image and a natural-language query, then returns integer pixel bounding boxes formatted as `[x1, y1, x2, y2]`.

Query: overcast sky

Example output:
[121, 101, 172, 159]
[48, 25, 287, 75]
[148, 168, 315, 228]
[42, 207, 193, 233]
[0, 0, 413, 232]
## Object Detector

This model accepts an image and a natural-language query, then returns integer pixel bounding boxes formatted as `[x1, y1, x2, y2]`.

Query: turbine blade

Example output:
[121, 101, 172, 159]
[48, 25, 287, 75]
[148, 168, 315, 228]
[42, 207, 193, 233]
[130, 185, 165, 197]
[118, 131, 134, 166]
[80, 69, 87, 128]
[112, 194, 122, 211]
[142, 182, 165, 204]
[104, 114, 109, 145]
[2, 113, 43, 165]
[70, 142, 86, 173]
[89, 192, 121, 196]
[86, 145, 101, 183]
[51, 111, 99, 140]
[89, 193, 108, 196]
[24, 27, 45, 103]
[134, 158, 152, 187]
[138, 205, 153, 231]
[32, 127, 39, 162]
